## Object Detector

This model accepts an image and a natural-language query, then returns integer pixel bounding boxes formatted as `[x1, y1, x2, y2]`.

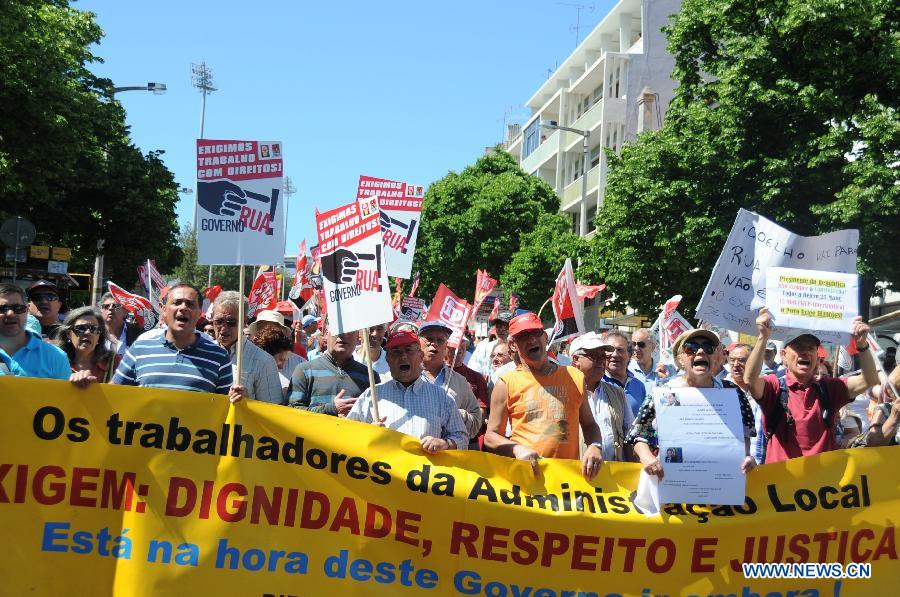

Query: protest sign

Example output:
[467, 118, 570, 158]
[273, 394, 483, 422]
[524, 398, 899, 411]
[469, 269, 498, 330]
[356, 175, 424, 279]
[107, 282, 158, 331]
[655, 387, 747, 505]
[426, 284, 470, 349]
[247, 268, 278, 319]
[765, 267, 859, 335]
[1, 377, 897, 595]
[196, 140, 285, 265]
[289, 241, 315, 307]
[315, 198, 392, 334]
[398, 296, 425, 322]
[550, 258, 585, 343]
[696, 209, 858, 344]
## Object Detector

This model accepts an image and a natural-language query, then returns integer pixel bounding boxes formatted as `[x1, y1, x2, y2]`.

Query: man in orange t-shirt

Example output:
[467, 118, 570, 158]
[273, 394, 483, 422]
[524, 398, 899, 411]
[485, 312, 604, 480]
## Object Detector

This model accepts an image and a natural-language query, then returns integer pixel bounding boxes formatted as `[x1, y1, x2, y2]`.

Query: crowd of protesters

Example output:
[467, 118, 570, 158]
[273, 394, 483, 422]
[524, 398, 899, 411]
[2, 278, 898, 485]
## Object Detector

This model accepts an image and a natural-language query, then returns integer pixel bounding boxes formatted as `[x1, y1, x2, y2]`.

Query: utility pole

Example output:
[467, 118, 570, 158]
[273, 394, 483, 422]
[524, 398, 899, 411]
[192, 62, 217, 287]
[281, 177, 297, 300]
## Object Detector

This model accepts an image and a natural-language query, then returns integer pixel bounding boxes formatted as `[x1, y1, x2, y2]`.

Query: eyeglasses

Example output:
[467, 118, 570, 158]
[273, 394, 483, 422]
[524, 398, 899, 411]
[213, 319, 238, 327]
[683, 340, 716, 355]
[420, 335, 447, 346]
[634, 341, 648, 349]
[31, 293, 58, 303]
[0, 303, 28, 315]
[577, 350, 608, 362]
[72, 324, 100, 335]
[100, 303, 122, 312]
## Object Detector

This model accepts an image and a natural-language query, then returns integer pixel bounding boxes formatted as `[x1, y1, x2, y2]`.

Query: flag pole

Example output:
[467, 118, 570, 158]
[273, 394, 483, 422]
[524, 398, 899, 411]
[236, 266, 245, 384]
[363, 326, 381, 422]
[537, 295, 553, 319]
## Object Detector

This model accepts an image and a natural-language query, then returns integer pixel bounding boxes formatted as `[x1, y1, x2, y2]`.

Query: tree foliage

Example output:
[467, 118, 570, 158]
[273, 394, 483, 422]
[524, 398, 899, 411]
[584, 0, 899, 315]
[501, 213, 585, 312]
[0, 0, 181, 288]
[413, 149, 561, 302]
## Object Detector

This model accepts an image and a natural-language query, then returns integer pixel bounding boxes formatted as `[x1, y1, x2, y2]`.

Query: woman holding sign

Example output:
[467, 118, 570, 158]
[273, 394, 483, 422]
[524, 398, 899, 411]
[626, 329, 757, 479]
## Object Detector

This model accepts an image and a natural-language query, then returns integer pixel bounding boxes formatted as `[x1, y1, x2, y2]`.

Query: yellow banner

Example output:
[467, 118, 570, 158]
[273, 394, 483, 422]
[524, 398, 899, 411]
[1, 378, 897, 596]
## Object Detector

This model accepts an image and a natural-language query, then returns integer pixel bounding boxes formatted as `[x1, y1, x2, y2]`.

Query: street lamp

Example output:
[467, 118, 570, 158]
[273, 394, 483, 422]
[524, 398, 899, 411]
[111, 82, 167, 96]
[540, 120, 590, 237]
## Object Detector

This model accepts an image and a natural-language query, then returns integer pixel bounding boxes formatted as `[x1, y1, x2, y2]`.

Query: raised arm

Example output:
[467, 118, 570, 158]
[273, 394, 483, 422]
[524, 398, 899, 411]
[743, 308, 772, 401]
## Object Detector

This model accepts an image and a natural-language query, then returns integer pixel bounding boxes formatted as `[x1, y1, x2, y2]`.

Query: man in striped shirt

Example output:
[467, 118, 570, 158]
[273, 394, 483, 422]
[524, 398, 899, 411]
[348, 330, 468, 452]
[113, 284, 245, 402]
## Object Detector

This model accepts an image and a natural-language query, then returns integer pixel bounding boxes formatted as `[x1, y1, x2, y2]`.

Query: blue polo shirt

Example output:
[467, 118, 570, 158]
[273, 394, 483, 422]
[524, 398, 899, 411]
[603, 370, 647, 417]
[113, 331, 233, 394]
[9, 332, 69, 380]
[0, 348, 25, 376]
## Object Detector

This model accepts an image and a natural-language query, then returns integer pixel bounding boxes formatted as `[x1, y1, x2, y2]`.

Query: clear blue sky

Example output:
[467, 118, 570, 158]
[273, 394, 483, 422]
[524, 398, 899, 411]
[78, 0, 615, 258]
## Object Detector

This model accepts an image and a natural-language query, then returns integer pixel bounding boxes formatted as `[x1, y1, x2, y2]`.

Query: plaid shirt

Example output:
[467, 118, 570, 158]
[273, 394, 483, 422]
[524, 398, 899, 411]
[347, 377, 468, 449]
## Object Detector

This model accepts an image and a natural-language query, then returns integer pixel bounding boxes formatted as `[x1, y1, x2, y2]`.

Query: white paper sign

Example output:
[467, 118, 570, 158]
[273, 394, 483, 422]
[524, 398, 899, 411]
[765, 267, 859, 336]
[655, 387, 746, 505]
[196, 140, 285, 265]
[696, 209, 858, 344]
[398, 296, 425, 322]
[356, 175, 424, 279]
[315, 199, 393, 335]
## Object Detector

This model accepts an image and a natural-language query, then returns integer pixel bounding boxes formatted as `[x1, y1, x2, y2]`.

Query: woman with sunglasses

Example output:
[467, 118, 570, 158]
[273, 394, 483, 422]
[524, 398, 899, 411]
[53, 306, 118, 387]
[626, 329, 757, 480]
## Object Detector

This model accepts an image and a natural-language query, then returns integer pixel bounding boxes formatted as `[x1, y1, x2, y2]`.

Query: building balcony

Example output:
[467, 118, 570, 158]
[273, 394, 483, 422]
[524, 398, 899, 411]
[564, 99, 604, 152]
[561, 164, 599, 209]
[521, 128, 560, 174]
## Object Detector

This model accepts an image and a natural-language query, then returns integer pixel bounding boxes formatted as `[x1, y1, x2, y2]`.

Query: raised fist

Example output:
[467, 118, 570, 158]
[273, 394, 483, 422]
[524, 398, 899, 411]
[198, 180, 248, 216]
[321, 248, 375, 285]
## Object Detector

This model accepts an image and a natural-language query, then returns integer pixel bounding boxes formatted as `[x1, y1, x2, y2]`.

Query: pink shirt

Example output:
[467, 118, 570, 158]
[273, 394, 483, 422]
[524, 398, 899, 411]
[759, 373, 851, 463]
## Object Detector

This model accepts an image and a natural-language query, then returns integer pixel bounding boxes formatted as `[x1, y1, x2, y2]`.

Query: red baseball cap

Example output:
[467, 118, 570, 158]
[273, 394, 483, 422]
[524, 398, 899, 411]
[508, 312, 544, 338]
[385, 330, 419, 349]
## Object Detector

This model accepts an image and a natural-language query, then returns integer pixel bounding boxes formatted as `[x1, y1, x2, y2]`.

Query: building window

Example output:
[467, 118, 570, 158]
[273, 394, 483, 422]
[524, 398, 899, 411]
[590, 145, 601, 169]
[523, 119, 541, 159]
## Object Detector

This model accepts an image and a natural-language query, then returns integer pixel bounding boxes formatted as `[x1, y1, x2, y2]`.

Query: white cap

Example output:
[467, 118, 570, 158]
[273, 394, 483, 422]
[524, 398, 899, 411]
[569, 332, 613, 356]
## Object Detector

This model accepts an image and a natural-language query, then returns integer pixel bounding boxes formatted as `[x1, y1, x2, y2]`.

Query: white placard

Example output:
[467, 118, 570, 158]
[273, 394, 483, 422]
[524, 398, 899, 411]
[765, 267, 859, 336]
[656, 387, 746, 505]
[356, 175, 424, 279]
[196, 139, 285, 265]
[315, 198, 393, 335]
[696, 209, 858, 344]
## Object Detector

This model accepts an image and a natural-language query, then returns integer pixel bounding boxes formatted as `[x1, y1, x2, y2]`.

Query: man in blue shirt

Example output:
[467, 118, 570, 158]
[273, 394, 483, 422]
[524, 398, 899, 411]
[0, 347, 25, 376]
[601, 329, 646, 417]
[113, 284, 244, 402]
[0, 284, 69, 379]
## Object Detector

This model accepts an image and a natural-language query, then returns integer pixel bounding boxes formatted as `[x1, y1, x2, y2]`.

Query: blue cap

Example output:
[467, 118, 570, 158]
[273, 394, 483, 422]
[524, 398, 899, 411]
[419, 320, 453, 335]
[301, 314, 320, 327]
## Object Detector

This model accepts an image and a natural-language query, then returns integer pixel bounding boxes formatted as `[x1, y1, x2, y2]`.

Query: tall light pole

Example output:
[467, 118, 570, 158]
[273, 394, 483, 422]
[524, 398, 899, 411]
[281, 177, 297, 300]
[91, 82, 167, 305]
[192, 62, 217, 286]
[541, 121, 590, 237]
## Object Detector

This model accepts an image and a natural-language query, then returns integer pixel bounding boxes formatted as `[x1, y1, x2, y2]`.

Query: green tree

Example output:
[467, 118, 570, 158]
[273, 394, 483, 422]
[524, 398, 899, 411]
[584, 0, 899, 315]
[0, 0, 181, 287]
[501, 213, 585, 314]
[413, 149, 561, 301]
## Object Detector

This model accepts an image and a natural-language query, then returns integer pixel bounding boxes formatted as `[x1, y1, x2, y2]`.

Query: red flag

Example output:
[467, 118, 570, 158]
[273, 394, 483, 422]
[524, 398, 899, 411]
[248, 269, 278, 318]
[425, 283, 470, 349]
[575, 283, 605, 300]
[488, 297, 500, 323]
[107, 282, 158, 331]
[289, 242, 315, 306]
[203, 285, 222, 320]
[550, 259, 585, 342]
[469, 269, 497, 331]
[409, 271, 420, 298]
[508, 292, 519, 313]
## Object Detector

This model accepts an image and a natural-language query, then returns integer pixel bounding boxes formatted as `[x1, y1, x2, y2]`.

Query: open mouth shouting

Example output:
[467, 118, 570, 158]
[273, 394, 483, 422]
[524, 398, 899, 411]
[690, 356, 710, 372]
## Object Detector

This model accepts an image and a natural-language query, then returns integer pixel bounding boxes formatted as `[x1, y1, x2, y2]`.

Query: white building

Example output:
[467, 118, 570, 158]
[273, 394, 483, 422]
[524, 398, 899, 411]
[505, 0, 681, 237]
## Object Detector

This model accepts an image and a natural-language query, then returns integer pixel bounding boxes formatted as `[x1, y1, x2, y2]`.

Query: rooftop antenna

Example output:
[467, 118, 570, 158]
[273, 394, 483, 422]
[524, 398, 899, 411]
[558, 2, 595, 47]
[191, 62, 216, 139]
[497, 105, 526, 144]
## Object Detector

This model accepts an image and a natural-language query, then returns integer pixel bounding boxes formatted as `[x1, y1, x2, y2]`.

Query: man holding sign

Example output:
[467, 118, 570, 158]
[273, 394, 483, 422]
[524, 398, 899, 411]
[743, 307, 879, 463]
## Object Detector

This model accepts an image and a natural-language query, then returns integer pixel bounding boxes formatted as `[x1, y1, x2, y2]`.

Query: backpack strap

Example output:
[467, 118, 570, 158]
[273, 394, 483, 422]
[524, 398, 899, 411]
[813, 378, 833, 429]
[765, 376, 793, 440]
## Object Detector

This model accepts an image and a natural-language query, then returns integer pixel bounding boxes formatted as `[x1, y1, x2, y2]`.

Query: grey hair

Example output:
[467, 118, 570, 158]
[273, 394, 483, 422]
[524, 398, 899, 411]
[213, 290, 248, 314]
[601, 329, 632, 352]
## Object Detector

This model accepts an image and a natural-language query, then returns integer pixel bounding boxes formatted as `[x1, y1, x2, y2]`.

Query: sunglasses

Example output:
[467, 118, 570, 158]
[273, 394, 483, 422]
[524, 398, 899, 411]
[0, 304, 29, 315]
[213, 319, 238, 327]
[682, 340, 716, 355]
[31, 293, 59, 302]
[634, 341, 648, 348]
[100, 303, 122, 311]
[72, 324, 100, 335]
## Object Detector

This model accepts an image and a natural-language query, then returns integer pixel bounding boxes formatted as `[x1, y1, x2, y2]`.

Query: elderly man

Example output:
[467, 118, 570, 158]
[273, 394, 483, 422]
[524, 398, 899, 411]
[725, 343, 765, 463]
[628, 328, 675, 386]
[0, 284, 69, 379]
[27, 280, 63, 339]
[99, 291, 141, 356]
[485, 312, 604, 480]
[113, 284, 244, 402]
[355, 322, 389, 375]
[449, 336, 490, 448]
[469, 311, 513, 375]
[211, 292, 283, 404]
[570, 332, 634, 462]
[602, 330, 646, 418]
[289, 320, 377, 415]
[250, 310, 306, 379]
[348, 330, 468, 452]
[743, 307, 879, 463]
[762, 341, 787, 377]
[419, 321, 483, 443]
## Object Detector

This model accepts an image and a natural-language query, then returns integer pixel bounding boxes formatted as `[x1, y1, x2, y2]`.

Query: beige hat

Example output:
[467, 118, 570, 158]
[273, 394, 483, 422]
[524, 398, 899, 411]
[671, 328, 720, 357]
[248, 310, 291, 337]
